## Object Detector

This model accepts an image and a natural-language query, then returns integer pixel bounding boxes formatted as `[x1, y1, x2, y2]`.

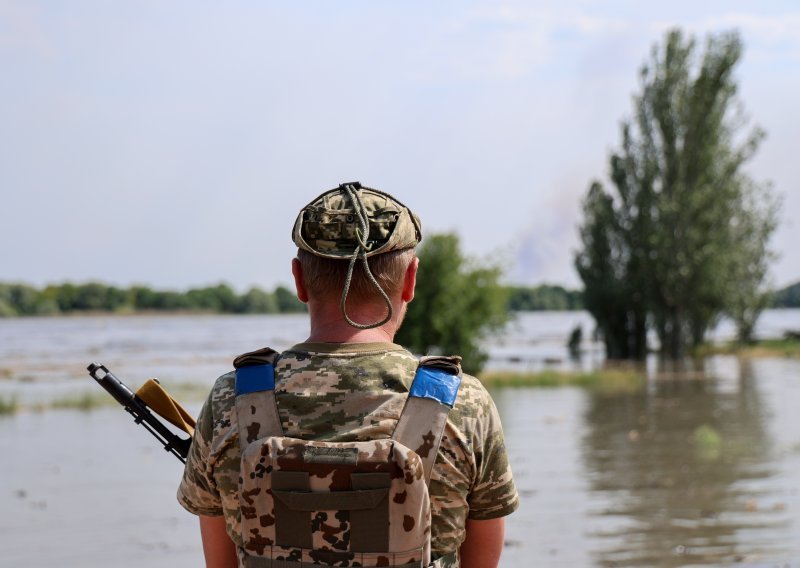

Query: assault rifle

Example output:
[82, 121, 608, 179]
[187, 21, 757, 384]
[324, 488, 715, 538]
[87, 362, 194, 463]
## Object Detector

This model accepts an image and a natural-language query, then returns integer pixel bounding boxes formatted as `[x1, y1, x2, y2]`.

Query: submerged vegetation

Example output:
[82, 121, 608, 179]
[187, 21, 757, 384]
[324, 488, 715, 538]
[1, 338, 798, 417]
[0, 369, 647, 416]
[479, 335, 800, 390]
[695, 336, 800, 358]
[0, 381, 210, 415]
[0, 396, 18, 415]
[479, 368, 646, 392]
[692, 424, 723, 462]
[50, 392, 110, 411]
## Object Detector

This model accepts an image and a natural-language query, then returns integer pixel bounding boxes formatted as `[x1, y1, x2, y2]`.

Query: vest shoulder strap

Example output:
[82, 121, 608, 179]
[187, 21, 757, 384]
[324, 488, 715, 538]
[234, 347, 283, 448]
[234, 346, 280, 368]
[393, 355, 463, 485]
[233, 347, 465, 481]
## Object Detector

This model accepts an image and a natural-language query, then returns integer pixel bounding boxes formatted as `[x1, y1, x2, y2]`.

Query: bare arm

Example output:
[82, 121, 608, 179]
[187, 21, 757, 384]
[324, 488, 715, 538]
[458, 517, 505, 568]
[199, 515, 238, 568]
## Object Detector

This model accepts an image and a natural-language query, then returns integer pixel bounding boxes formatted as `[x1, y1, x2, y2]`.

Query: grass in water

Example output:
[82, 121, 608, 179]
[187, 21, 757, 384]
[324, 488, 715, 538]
[51, 392, 114, 411]
[479, 368, 645, 392]
[157, 381, 211, 402]
[0, 396, 18, 415]
[692, 424, 723, 461]
[2, 380, 209, 415]
[748, 338, 800, 357]
[695, 337, 800, 358]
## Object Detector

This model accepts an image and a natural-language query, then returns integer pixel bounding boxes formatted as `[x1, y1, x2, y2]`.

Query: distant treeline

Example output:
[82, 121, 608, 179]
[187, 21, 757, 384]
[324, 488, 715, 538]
[505, 285, 584, 311]
[1, 280, 797, 317]
[774, 282, 800, 308]
[505, 281, 800, 311]
[0, 282, 306, 317]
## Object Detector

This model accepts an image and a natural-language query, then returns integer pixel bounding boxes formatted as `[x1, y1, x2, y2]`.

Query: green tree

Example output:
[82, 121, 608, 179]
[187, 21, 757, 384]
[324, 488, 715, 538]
[186, 283, 239, 312]
[0, 298, 16, 317]
[576, 183, 641, 359]
[128, 285, 190, 311]
[48, 283, 78, 311]
[0, 283, 58, 315]
[153, 291, 192, 310]
[575, 29, 778, 358]
[69, 282, 127, 312]
[128, 285, 158, 310]
[10, 284, 41, 314]
[40, 285, 65, 313]
[506, 284, 584, 311]
[274, 285, 307, 313]
[238, 287, 279, 314]
[723, 189, 779, 342]
[395, 233, 509, 375]
[0, 284, 19, 316]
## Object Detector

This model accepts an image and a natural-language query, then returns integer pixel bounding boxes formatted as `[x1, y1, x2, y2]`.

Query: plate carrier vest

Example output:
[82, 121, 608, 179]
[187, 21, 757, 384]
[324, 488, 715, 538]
[233, 348, 463, 568]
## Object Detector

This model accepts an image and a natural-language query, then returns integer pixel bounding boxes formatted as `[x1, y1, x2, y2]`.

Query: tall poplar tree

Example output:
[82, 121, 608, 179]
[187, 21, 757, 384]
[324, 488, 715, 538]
[575, 29, 778, 359]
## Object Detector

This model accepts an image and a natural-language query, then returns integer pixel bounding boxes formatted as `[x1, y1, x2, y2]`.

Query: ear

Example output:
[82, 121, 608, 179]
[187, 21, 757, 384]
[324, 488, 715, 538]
[401, 256, 419, 303]
[291, 258, 309, 303]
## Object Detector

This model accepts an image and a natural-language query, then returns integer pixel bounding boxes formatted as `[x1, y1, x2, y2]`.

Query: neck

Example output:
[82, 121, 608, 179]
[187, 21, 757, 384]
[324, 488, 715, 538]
[304, 297, 405, 344]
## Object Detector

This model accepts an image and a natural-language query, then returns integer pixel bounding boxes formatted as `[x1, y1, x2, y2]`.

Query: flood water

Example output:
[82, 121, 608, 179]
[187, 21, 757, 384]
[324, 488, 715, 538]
[1, 311, 800, 567]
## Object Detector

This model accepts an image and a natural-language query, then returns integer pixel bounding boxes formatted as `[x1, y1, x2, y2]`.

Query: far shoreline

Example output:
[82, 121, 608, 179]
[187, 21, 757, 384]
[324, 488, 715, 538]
[0, 309, 311, 319]
[4, 306, 799, 319]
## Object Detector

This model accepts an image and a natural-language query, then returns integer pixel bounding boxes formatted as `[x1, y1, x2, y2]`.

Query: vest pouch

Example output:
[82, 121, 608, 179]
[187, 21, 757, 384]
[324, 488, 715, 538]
[239, 436, 431, 567]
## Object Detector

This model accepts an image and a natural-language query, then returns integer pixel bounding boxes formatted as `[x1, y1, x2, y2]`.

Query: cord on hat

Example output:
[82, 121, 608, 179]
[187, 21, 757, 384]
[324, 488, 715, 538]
[339, 183, 394, 329]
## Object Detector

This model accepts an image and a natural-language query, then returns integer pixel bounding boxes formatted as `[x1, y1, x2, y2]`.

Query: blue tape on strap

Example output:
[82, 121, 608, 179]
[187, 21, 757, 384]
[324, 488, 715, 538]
[409, 367, 462, 408]
[235, 364, 275, 395]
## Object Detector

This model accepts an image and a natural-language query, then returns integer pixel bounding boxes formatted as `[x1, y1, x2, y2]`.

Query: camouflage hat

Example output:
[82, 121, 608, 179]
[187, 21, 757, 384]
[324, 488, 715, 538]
[292, 182, 422, 330]
[292, 182, 422, 260]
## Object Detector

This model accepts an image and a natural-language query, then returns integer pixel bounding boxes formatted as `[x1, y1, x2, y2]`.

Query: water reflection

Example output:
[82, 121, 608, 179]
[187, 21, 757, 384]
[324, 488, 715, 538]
[583, 357, 793, 566]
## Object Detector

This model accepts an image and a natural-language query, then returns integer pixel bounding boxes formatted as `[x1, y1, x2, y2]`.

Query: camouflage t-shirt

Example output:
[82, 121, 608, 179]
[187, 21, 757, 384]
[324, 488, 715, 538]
[177, 342, 518, 562]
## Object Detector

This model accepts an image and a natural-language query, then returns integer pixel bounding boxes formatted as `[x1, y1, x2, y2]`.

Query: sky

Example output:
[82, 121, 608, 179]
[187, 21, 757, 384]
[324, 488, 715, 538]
[1, 1, 798, 292]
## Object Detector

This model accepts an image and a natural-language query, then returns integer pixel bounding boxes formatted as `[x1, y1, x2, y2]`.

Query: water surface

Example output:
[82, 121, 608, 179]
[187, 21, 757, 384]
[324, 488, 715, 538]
[2, 312, 799, 567]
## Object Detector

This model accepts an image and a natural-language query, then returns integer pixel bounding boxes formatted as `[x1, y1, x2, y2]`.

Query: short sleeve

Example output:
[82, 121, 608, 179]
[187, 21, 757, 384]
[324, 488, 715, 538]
[177, 388, 224, 516]
[466, 387, 520, 520]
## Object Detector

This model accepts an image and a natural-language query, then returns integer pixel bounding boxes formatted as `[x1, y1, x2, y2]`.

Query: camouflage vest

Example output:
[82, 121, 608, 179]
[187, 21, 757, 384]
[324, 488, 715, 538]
[233, 348, 463, 568]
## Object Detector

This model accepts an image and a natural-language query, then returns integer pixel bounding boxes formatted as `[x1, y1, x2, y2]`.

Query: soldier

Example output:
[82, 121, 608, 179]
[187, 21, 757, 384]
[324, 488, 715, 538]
[178, 182, 519, 568]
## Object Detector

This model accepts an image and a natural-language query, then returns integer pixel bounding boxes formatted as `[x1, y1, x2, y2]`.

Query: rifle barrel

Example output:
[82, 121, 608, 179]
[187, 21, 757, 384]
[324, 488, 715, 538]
[87, 362, 190, 463]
